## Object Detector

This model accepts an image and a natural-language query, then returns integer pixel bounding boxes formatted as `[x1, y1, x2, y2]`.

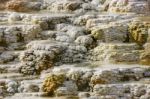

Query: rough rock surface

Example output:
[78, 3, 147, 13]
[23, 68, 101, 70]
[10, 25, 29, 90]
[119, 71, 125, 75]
[0, 0, 149, 99]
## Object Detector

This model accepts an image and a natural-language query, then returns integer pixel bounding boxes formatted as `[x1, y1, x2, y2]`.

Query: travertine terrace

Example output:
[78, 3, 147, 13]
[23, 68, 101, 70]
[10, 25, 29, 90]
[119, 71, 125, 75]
[0, 0, 150, 99]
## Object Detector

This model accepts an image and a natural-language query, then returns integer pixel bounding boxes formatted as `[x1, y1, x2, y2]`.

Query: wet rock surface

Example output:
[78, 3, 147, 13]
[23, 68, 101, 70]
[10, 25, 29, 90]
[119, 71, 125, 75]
[0, 0, 150, 99]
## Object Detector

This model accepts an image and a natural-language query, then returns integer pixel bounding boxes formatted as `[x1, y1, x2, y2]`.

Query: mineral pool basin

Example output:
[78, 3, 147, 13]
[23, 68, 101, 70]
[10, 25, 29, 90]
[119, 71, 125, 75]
[40, 62, 150, 76]
[72, 61, 149, 70]
[5, 96, 79, 99]
[137, 16, 150, 22]
[10, 10, 75, 17]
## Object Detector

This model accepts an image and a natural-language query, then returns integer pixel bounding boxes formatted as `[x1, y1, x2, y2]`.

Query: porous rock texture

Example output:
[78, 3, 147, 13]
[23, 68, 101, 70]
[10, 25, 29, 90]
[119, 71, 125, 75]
[0, 0, 42, 12]
[0, 0, 150, 99]
[42, 73, 65, 95]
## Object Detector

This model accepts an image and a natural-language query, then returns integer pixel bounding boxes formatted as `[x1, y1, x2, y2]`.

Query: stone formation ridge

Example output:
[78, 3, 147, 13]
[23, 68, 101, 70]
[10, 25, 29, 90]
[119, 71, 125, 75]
[0, 0, 150, 99]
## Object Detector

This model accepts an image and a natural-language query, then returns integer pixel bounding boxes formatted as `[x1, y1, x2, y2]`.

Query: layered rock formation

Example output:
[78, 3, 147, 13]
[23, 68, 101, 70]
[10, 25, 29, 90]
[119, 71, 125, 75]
[0, 0, 150, 99]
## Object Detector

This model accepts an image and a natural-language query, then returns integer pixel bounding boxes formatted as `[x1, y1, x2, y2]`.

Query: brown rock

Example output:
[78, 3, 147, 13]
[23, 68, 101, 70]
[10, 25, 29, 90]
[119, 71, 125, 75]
[6, 0, 30, 12]
[140, 43, 150, 65]
[0, 0, 10, 10]
[42, 73, 65, 96]
[65, 2, 80, 11]
[128, 21, 150, 46]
